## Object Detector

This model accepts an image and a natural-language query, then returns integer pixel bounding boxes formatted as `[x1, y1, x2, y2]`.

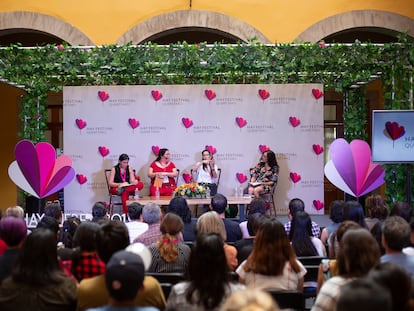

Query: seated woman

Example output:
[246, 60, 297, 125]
[167, 197, 196, 242]
[191, 149, 218, 196]
[147, 213, 191, 273]
[148, 148, 178, 196]
[108, 153, 143, 214]
[248, 150, 279, 199]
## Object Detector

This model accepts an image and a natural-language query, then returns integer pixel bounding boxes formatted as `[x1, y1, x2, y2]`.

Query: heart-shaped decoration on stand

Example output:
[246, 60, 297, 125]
[98, 91, 109, 102]
[259, 144, 270, 153]
[205, 89, 216, 101]
[182, 173, 193, 183]
[290, 172, 301, 183]
[289, 116, 301, 128]
[98, 146, 110, 158]
[205, 145, 217, 155]
[258, 89, 270, 100]
[75, 118, 87, 130]
[236, 172, 248, 183]
[312, 144, 324, 155]
[76, 174, 88, 185]
[151, 146, 160, 156]
[312, 89, 324, 100]
[128, 118, 140, 130]
[235, 117, 247, 128]
[151, 90, 163, 101]
[182, 117, 194, 129]
[313, 200, 324, 211]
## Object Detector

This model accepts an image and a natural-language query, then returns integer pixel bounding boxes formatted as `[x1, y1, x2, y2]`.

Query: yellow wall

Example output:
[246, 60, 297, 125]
[2, 0, 414, 44]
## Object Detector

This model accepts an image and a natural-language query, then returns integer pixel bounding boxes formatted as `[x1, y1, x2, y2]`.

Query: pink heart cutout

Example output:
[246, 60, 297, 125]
[182, 117, 193, 129]
[236, 173, 248, 184]
[258, 89, 270, 100]
[128, 118, 140, 129]
[75, 118, 87, 130]
[98, 146, 110, 157]
[152, 146, 160, 156]
[236, 117, 247, 128]
[290, 172, 301, 183]
[205, 89, 216, 101]
[182, 173, 192, 183]
[313, 200, 324, 211]
[98, 91, 109, 102]
[385, 121, 405, 140]
[289, 116, 301, 128]
[205, 145, 217, 155]
[259, 144, 270, 153]
[151, 90, 163, 101]
[312, 89, 323, 100]
[313, 144, 324, 155]
[76, 174, 87, 185]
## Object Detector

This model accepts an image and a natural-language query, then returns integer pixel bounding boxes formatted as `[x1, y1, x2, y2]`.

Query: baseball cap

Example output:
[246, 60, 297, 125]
[105, 250, 145, 301]
[125, 242, 152, 271]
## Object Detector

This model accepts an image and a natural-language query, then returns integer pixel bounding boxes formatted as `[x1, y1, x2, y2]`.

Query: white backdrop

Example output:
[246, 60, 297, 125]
[63, 84, 324, 215]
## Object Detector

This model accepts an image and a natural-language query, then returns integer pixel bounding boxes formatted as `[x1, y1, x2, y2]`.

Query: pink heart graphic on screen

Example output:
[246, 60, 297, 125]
[258, 89, 270, 100]
[205, 145, 217, 155]
[182, 117, 194, 129]
[385, 121, 405, 141]
[289, 116, 301, 128]
[236, 173, 248, 184]
[313, 200, 324, 211]
[313, 144, 324, 155]
[235, 117, 247, 128]
[259, 144, 270, 153]
[75, 118, 87, 130]
[128, 118, 140, 129]
[152, 145, 160, 156]
[151, 90, 163, 101]
[312, 89, 323, 100]
[290, 172, 301, 183]
[205, 89, 216, 101]
[182, 173, 192, 183]
[76, 174, 87, 185]
[98, 146, 110, 158]
[98, 91, 109, 102]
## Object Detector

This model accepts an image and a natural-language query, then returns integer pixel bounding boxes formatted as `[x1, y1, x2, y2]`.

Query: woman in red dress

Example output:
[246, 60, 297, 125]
[148, 148, 178, 196]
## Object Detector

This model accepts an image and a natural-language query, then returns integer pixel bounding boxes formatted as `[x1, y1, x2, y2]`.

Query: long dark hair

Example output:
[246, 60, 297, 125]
[168, 197, 192, 223]
[201, 149, 212, 172]
[156, 148, 168, 161]
[289, 211, 318, 256]
[12, 228, 68, 286]
[265, 150, 278, 168]
[185, 233, 230, 309]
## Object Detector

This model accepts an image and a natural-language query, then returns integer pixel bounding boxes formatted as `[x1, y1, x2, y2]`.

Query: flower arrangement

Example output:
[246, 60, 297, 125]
[174, 183, 207, 198]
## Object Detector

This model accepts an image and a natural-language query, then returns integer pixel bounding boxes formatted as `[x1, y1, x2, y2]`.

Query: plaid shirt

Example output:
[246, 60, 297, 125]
[285, 220, 321, 238]
[73, 252, 105, 282]
[133, 222, 161, 246]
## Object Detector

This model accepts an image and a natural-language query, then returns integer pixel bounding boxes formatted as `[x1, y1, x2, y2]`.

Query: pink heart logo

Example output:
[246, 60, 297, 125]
[312, 89, 323, 100]
[236, 173, 248, 184]
[98, 146, 110, 158]
[76, 174, 87, 185]
[75, 118, 87, 130]
[289, 116, 301, 128]
[313, 200, 324, 211]
[151, 90, 163, 101]
[128, 118, 140, 129]
[205, 89, 216, 101]
[98, 91, 109, 102]
[152, 145, 160, 156]
[8, 140, 75, 198]
[258, 89, 270, 100]
[205, 145, 217, 155]
[313, 144, 324, 155]
[182, 173, 193, 183]
[290, 172, 301, 183]
[235, 117, 247, 128]
[385, 121, 405, 141]
[259, 144, 270, 153]
[182, 117, 194, 129]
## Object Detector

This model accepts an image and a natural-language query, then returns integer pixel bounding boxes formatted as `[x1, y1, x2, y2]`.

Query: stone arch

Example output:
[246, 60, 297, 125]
[296, 10, 414, 42]
[117, 10, 271, 44]
[0, 11, 93, 46]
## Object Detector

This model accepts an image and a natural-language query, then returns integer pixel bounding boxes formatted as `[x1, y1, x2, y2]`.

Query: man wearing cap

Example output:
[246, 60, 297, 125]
[77, 221, 166, 311]
[125, 202, 148, 244]
[86, 250, 159, 310]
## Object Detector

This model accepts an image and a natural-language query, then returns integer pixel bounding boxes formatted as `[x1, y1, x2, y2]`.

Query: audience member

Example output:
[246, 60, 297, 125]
[148, 213, 190, 273]
[236, 218, 306, 291]
[167, 196, 196, 242]
[133, 202, 162, 246]
[126, 202, 148, 243]
[5, 206, 25, 219]
[91, 202, 109, 223]
[284, 198, 320, 238]
[210, 194, 242, 242]
[320, 200, 344, 246]
[342, 200, 367, 228]
[220, 288, 280, 311]
[58, 216, 81, 260]
[364, 194, 388, 230]
[381, 216, 414, 276]
[77, 220, 166, 311]
[239, 197, 266, 239]
[0, 216, 27, 283]
[336, 278, 392, 311]
[0, 209, 5, 255]
[390, 201, 412, 223]
[166, 233, 245, 310]
[312, 228, 380, 311]
[44, 200, 63, 224]
[0, 228, 77, 310]
[197, 211, 238, 271]
[403, 219, 414, 256]
[37, 215, 60, 238]
[86, 250, 159, 311]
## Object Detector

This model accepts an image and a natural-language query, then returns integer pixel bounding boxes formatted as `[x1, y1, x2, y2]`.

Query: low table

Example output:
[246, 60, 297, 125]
[127, 195, 252, 221]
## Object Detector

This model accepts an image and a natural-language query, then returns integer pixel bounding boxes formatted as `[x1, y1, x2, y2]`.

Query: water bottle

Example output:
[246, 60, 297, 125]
[155, 187, 160, 199]
[235, 185, 239, 197]
[206, 187, 211, 199]
[134, 188, 139, 199]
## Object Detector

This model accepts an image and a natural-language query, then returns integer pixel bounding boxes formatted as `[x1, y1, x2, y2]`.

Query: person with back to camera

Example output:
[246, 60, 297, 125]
[148, 148, 178, 197]
[247, 150, 279, 199]
[192, 149, 219, 196]
[108, 153, 144, 215]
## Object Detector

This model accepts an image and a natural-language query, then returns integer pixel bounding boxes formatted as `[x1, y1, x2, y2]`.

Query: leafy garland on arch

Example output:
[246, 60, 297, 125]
[0, 38, 413, 204]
